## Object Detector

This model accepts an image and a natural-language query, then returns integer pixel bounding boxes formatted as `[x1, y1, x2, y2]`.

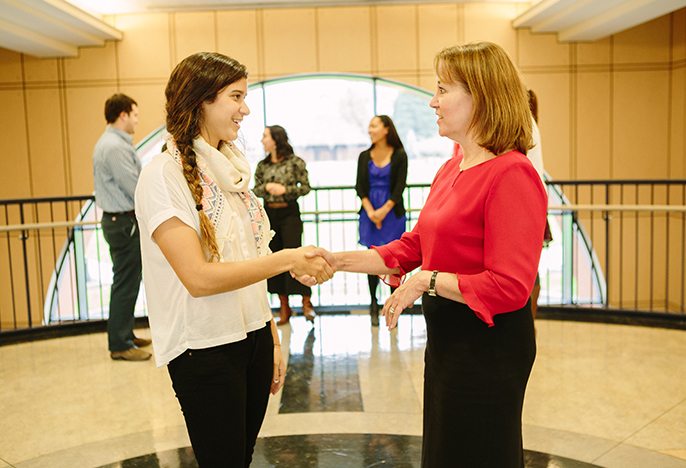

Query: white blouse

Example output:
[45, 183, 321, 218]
[135, 152, 273, 367]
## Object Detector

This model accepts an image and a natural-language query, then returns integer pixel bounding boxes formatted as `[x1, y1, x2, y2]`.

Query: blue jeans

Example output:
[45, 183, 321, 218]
[101, 212, 142, 352]
[167, 324, 274, 467]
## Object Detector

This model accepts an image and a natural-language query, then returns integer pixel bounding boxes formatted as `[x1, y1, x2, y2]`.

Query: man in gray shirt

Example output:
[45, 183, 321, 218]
[93, 93, 151, 361]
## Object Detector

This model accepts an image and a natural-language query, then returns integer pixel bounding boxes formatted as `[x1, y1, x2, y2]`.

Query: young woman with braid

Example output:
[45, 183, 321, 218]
[134, 52, 334, 467]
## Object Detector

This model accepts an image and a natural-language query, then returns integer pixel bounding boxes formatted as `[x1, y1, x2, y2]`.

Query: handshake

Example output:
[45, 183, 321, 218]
[288, 246, 338, 286]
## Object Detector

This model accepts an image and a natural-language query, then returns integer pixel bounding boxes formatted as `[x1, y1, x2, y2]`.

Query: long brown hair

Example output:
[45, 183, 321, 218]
[434, 42, 532, 156]
[262, 125, 294, 162]
[165, 52, 248, 262]
[372, 115, 404, 150]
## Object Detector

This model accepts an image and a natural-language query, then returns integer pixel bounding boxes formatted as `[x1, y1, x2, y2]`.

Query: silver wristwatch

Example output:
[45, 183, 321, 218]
[428, 270, 438, 296]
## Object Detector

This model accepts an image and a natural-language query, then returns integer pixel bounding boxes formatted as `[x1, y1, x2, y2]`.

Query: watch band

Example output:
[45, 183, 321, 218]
[428, 270, 438, 296]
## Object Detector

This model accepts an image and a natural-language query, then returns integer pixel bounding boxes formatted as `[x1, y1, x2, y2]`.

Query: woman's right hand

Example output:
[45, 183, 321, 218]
[290, 246, 335, 284]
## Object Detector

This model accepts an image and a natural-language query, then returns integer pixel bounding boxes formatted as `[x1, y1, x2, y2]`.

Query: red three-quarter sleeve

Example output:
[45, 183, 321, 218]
[370, 151, 547, 326]
[458, 162, 547, 325]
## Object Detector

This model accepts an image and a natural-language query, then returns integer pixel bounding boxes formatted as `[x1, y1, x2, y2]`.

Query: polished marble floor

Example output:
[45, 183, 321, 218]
[1, 311, 686, 468]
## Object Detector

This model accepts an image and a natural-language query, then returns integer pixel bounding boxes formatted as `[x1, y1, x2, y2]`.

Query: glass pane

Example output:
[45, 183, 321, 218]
[257, 76, 375, 187]
[375, 79, 453, 184]
[240, 83, 266, 169]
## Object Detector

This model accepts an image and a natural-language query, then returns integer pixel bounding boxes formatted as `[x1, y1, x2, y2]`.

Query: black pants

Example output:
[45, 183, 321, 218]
[367, 274, 396, 303]
[265, 202, 311, 297]
[167, 324, 274, 467]
[421, 295, 536, 468]
[100, 212, 142, 352]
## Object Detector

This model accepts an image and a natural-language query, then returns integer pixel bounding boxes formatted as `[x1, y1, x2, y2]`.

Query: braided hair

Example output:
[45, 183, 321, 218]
[165, 52, 248, 262]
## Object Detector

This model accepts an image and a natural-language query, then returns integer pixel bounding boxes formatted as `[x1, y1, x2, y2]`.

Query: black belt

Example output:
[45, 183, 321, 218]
[103, 210, 135, 216]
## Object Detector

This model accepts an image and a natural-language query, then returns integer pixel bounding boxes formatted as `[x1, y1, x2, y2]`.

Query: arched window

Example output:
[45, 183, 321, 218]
[45, 74, 603, 323]
[139, 73, 454, 185]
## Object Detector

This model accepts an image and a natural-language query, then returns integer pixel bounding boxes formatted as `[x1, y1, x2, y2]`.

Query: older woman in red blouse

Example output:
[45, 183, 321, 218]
[310, 41, 547, 467]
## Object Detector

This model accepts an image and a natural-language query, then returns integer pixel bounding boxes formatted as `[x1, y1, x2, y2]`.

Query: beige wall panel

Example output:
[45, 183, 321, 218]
[670, 67, 685, 178]
[317, 7, 372, 73]
[173, 11, 216, 64]
[262, 9, 317, 76]
[120, 83, 167, 144]
[417, 5, 459, 71]
[518, 29, 570, 69]
[419, 72, 437, 93]
[522, 73, 570, 179]
[66, 87, 118, 197]
[0, 238, 30, 327]
[462, 3, 518, 61]
[0, 90, 30, 199]
[576, 37, 611, 66]
[575, 72, 612, 179]
[25, 89, 67, 197]
[613, 15, 671, 65]
[114, 13, 172, 80]
[379, 72, 419, 88]
[612, 70, 669, 179]
[375, 5, 417, 73]
[0, 47, 22, 83]
[673, 8, 686, 62]
[216, 10, 260, 77]
[22, 56, 59, 83]
[667, 212, 686, 311]
[64, 41, 117, 82]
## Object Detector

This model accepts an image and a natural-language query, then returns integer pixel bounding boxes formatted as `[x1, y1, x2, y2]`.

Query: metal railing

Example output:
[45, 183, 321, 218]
[543, 180, 686, 317]
[1, 180, 685, 338]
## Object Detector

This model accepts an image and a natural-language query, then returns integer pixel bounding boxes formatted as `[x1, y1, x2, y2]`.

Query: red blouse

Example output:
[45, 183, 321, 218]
[374, 150, 548, 326]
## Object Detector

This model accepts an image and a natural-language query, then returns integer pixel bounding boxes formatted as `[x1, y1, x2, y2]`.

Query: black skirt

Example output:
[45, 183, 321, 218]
[421, 294, 536, 468]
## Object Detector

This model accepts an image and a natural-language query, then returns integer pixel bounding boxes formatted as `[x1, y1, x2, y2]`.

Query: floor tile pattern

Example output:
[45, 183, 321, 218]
[95, 435, 604, 468]
[1, 313, 686, 468]
[280, 328, 363, 413]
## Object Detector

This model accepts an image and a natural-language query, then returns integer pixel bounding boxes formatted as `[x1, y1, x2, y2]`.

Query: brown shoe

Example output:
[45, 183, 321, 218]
[111, 347, 152, 361]
[133, 337, 152, 347]
[302, 295, 316, 323]
[276, 294, 292, 326]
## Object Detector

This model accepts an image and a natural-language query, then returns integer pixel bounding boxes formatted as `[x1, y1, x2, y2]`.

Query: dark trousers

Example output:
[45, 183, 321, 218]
[167, 324, 274, 468]
[367, 274, 396, 303]
[101, 212, 142, 352]
[265, 202, 311, 297]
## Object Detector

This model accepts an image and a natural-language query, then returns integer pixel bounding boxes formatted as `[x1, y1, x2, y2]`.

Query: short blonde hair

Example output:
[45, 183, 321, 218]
[434, 41, 533, 156]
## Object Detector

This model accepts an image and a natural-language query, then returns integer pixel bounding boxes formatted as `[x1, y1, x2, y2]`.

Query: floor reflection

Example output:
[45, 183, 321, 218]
[97, 435, 604, 468]
[280, 320, 364, 413]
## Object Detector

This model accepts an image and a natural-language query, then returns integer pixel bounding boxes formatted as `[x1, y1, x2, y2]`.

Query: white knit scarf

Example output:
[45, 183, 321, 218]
[165, 134, 272, 261]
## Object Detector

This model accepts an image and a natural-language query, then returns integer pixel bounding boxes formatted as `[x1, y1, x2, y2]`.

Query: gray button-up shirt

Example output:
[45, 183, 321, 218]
[93, 126, 142, 213]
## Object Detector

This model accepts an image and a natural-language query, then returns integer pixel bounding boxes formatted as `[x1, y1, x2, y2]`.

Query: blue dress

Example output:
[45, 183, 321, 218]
[359, 160, 406, 248]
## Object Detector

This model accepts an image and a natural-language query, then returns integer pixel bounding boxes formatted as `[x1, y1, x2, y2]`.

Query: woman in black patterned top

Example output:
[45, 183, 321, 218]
[253, 125, 314, 325]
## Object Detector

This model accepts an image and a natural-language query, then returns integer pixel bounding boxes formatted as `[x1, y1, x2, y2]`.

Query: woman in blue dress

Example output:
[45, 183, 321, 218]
[355, 115, 408, 326]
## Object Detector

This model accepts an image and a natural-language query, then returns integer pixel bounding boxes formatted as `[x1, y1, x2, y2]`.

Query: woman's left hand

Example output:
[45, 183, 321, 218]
[368, 209, 383, 225]
[383, 270, 431, 329]
[271, 345, 286, 394]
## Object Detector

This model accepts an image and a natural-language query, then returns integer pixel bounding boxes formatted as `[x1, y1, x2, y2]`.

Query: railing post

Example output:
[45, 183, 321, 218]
[603, 184, 610, 308]
[19, 203, 32, 326]
[562, 211, 574, 305]
[72, 226, 89, 320]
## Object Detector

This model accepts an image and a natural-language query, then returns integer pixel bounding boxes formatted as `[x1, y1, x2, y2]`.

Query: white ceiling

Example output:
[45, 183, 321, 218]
[1, 0, 685, 58]
[0, 0, 121, 57]
[513, 0, 686, 42]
